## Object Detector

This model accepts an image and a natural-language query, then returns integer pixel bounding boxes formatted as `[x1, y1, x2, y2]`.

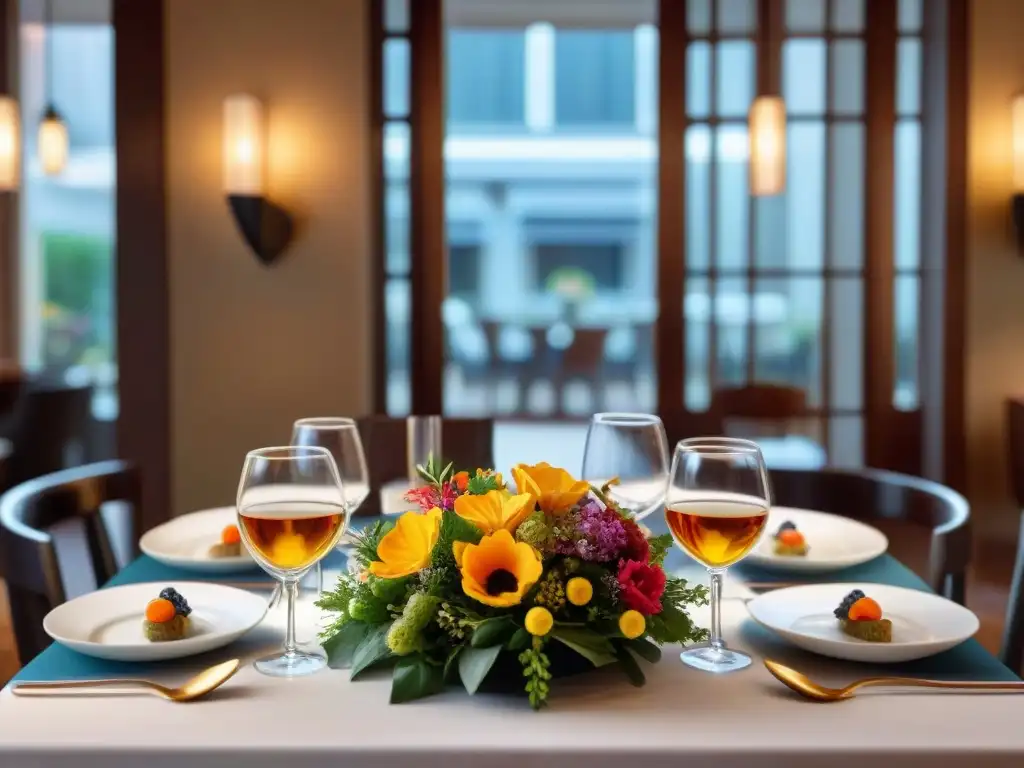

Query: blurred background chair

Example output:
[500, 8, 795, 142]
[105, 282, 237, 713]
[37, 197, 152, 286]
[0, 461, 141, 666]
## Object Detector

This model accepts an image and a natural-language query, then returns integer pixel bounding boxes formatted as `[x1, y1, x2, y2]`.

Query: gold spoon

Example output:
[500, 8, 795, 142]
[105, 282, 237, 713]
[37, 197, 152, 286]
[10, 659, 241, 702]
[765, 659, 1024, 702]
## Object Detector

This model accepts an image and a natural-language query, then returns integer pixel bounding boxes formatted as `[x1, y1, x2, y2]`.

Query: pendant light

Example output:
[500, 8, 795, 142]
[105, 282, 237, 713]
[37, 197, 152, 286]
[749, 0, 785, 196]
[38, 0, 67, 176]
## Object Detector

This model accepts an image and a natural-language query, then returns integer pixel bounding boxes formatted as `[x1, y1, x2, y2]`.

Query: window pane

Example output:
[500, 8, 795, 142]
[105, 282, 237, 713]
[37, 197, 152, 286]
[715, 276, 749, 387]
[754, 277, 823, 406]
[687, 0, 712, 35]
[754, 195, 787, 270]
[716, 125, 749, 270]
[718, 0, 756, 33]
[786, 122, 826, 270]
[555, 31, 635, 126]
[383, 38, 409, 118]
[831, 0, 864, 32]
[685, 275, 710, 410]
[829, 416, 863, 467]
[687, 42, 711, 119]
[716, 40, 755, 118]
[898, 0, 922, 32]
[831, 40, 863, 115]
[897, 38, 921, 116]
[783, 39, 826, 115]
[386, 277, 411, 416]
[830, 123, 864, 268]
[385, 0, 408, 33]
[786, 0, 826, 32]
[448, 30, 525, 126]
[894, 275, 919, 410]
[830, 278, 864, 409]
[686, 125, 711, 271]
[894, 120, 921, 269]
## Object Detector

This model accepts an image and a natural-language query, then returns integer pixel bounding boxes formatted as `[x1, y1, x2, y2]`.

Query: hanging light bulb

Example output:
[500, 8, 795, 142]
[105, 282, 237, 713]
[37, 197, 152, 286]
[0, 97, 21, 190]
[38, 105, 67, 176]
[748, 95, 786, 196]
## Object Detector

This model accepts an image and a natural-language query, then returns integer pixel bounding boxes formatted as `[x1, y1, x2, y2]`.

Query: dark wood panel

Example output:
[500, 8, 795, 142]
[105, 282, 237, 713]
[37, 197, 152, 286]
[369, 0, 387, 413]
[113, 0, 170, 532]
[0, 0, 15, 361]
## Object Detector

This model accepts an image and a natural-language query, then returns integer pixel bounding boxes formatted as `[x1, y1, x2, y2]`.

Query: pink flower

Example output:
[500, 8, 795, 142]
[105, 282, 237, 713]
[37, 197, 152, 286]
[617, 559, 666, 615]
[404, 485, 441, 512]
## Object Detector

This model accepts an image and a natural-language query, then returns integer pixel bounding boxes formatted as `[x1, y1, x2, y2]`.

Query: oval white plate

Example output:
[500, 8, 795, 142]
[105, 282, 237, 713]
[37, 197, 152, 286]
[140, 507, 258, 573]
[745, 507, 888, 573]
[44, 581, 269, 662]
[746, 582, 979, 663]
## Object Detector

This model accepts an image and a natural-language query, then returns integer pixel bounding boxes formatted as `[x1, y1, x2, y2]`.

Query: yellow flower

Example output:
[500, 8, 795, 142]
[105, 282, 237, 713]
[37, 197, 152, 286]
[566, 577, 593, 606]
[511, 462, 590, 515]
[454, 490, 535, 535]
[369, 507, 442, 579]
[525, 606, 554, 636]
[618, 610, 646, 639]
[459, 529, 543, 608]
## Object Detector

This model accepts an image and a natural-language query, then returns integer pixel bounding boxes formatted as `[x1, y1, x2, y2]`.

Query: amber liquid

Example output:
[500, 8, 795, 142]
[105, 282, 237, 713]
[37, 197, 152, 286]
[665, 500, 768, 568]
[238, 501, 345, 572]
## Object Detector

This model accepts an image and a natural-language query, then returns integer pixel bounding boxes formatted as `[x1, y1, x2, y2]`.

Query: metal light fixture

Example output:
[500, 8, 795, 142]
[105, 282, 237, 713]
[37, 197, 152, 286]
[223, 93, 293, 265]
[38, 0, 67, 176]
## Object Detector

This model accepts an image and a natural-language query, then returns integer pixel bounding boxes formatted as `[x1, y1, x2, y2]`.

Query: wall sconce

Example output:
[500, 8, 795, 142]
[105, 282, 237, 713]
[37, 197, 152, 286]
[1012, 94, 1024, 248]
[223, 94, 293, 265]
[749, 95, 786, 197]
[0, 97, 20, 191]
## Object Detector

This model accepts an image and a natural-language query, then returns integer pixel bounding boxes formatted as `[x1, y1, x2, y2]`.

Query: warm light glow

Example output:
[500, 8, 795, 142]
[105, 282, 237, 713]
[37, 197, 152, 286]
[1013, 94, 1024, 192]
[38, 109, 67, 176]
[223, 94, 264, 195]
[0, 97, 20, 190]
[748, 96, 786, 196]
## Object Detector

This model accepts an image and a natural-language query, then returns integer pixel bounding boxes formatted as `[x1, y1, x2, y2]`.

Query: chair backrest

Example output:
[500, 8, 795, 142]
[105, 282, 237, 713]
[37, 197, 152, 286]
[0, 460, 141, 665]
[769, 467, 971, 603]
[3, 382, 93, 487]
[1001, 398, 1024, 672]
[355, 416, 494, 516]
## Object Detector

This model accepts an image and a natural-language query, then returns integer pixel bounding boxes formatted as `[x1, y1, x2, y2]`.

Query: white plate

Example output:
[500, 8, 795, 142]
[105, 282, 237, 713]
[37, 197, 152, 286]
[44, 581, 269, 662]
[746, 582, 979, 663]
[745, 507, 888, 573]
[140, 507, 258, 573]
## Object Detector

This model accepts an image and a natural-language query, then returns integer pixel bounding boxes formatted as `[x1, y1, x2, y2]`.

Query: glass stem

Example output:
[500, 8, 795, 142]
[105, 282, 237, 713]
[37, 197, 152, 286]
[315, 562, 324, 595]
[708, 568, 725, 651]
[284, 579, 299, 657]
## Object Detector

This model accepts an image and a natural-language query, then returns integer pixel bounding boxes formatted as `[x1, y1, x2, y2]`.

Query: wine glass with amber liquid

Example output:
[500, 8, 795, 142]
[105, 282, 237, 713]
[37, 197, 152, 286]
[665, 437, 772, 673]
[237, 446, 347, 677]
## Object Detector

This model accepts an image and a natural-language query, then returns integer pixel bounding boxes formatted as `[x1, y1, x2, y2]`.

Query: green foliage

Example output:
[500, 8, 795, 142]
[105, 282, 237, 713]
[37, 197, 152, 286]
[349, 595, 391, 624]
[470, 616, 515, 648]
[625, 637, 662, 663]
[466, 472, 501, 495]
[519, 637, 552, 710]
[386, 592, 441, 656]
[416, 455, 454, 487]
[315, 572, 359, 638]
[647, 534, 673, 567]
[647, 601, 708, 646]
[350, 623, 395, 678]
[550, 626, 617, 667]
[613, 643, 646, 687]
[391, 657, 445, 703]
[350, 520, 393, 567]
[514, 510, 552, 551]
[43, 233, 111, 314]
[323, 620, 369, 669]
[369, 574, 409, 603]
[458, 644, 503, 694]
[430, 510, 483, 572]
[533, 570, 566, 613]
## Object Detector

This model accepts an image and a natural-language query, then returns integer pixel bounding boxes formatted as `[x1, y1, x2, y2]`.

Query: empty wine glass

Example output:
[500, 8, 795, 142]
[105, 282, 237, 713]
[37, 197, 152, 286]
[237, 446, 347, 677]
[665, 437, 772, 673]
[581, 413, 669, 520]
[291, 417, 370, 594]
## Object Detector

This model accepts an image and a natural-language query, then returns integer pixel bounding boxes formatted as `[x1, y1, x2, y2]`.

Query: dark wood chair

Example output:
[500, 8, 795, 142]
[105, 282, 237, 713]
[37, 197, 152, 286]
[0, 460, 142, 665]
[710, 383, 808, 437]
[355, 416, 494, 516]
[1001, 398, 1024, 671]
[554, 327, 609, 416]
[769, 467, 971, 604]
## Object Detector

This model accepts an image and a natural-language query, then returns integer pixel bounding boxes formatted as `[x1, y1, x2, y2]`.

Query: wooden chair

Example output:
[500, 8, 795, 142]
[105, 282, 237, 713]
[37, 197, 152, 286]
[769, 467, 971, 604]
[0, 461, 142, 665]
[554, 327, 609, 416]
[709, 383, 808, 437]
[355, 416, 494, 516]
[1001, 398, 1024, 671]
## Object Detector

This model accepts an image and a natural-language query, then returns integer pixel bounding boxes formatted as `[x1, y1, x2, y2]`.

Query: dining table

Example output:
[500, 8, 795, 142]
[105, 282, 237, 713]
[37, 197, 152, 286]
[1, 513, 1022, 767]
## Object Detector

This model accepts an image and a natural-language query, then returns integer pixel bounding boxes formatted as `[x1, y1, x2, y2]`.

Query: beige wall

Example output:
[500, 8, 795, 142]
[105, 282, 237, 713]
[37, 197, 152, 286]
[967, 0, 1024, 540]
[165, 0, 372, 514]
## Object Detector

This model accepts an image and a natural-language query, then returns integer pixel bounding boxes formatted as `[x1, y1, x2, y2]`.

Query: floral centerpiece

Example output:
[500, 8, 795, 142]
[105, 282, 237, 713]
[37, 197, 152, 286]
[317, 460, 708, 709]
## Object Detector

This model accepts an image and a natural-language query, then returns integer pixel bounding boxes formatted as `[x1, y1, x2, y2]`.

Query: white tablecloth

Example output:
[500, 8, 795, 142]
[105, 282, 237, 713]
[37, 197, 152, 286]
[1, 586, 1023, 767]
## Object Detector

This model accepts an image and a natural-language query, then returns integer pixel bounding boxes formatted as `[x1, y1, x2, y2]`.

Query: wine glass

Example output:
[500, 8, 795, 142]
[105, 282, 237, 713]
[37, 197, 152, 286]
[665, 437, 771, 673]
[291, 417, 370, 594]
[581, 413, 669, 520]
[237, 446, 347, 677]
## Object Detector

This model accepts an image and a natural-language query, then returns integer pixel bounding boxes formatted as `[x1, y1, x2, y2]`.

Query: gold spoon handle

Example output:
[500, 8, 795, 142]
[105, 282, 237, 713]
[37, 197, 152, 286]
[12, 679, 155, 694]
[853, 677, 1024, 693]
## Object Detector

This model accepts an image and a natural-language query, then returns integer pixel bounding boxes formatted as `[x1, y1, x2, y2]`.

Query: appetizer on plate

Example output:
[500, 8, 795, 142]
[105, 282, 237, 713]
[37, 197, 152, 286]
[143, 587, 192, 642]
[209, 524, 242, 558]
[773, 520, 809, 557]
[834, 588, 891, 642]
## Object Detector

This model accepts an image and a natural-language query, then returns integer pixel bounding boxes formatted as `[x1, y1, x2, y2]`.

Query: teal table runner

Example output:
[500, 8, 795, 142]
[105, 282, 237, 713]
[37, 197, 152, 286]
[11, 515, 1018, 683]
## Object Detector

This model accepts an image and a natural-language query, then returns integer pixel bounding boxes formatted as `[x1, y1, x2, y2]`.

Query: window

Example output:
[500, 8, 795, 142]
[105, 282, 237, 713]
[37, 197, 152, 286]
[554, 31, 636, 126]
[534, 244, 626, 292]
[447, 30, 526, 127]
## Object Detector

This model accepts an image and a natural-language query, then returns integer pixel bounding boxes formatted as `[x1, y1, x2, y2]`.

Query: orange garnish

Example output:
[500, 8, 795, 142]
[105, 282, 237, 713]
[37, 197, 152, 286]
[145, 597, 176, 623]
[221, 524, 241, 545]
[848, 596, 882, 621]
[778, 529, 804, 546]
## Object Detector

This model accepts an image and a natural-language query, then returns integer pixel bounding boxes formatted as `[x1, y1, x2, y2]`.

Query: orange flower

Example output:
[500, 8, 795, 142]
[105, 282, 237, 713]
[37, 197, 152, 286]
[453, 471, 470, 492]
[458, 529, 542, 608]
[511, 462, 589, 515]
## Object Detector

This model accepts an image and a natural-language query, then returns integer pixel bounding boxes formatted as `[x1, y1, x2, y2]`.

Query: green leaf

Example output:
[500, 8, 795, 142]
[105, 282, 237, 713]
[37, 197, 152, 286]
[323, 621, 369, 669]
[626, 637, 662, 664]
[443, 646, 463, 683]
[390, 656, 445, 703]
[440, 510, 484, 545]
[614, 644, 646, 687]
[467, 473, 501, 495]
[350, 622, 394, 679]
[506, 627, 530, 651]
[657, 603, 698, 643]
[458, 644, 503, 694]
[647, 533, 673, 567]
[471, 616, 514, 648]
[550, 626, 617, 667]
